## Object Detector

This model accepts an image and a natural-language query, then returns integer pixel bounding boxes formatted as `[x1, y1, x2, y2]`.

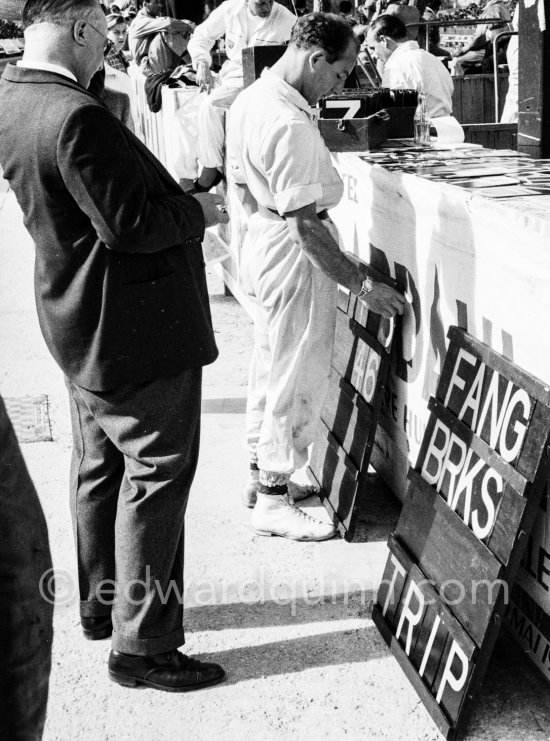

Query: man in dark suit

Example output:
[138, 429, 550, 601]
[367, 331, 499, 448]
[0, 0, 227, 692]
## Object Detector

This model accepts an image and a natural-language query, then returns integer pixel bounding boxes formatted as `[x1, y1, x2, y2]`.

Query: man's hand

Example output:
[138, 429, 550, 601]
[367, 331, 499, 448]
[192, 192, 229, 228]
[355, 263, 406, 318]
[359, 280, 406, 318]
[196, 61, 214, 93]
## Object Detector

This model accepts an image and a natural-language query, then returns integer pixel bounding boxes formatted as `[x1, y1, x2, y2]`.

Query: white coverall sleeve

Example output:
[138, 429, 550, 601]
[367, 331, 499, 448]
[262, 119, 323, 214]
[188, 3, 230, 69]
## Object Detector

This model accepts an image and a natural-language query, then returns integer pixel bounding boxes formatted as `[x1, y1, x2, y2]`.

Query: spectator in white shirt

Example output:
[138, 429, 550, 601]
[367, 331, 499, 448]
[366, 13, 452, 117]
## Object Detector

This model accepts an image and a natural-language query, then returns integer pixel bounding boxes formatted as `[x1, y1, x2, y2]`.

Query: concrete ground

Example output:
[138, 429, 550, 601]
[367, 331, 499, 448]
[2, 178, 550, 740]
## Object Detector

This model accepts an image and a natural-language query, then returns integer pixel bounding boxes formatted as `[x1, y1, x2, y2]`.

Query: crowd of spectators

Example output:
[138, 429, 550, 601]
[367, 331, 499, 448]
[80, 0, 518, 152]
[0, 17, 21, 38]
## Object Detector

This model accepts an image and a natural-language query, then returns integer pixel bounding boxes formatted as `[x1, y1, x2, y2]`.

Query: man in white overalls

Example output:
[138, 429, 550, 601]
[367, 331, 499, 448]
[227, 13, 405, 541]
[188, 0, 296, 191]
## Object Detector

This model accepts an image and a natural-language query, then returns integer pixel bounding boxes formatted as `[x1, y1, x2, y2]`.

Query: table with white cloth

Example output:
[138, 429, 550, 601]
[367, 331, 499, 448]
[328, 151, 550, 681]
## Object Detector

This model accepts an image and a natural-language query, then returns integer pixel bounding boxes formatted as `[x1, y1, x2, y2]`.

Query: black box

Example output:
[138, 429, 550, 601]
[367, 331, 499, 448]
[318, 111, 388, 152]
[242, 45, 287, 88]
[385, 106, 416, 138]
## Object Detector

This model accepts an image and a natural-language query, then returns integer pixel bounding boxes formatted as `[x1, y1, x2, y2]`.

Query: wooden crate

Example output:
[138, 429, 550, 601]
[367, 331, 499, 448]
[462, 122, 518, 150]
[452, 73, 510, 124]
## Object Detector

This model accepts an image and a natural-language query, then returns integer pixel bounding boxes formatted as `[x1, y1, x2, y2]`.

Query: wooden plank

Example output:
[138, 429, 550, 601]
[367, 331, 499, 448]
[349, 337, 384, 403]
[410, 599, 448, 689]
[444, 326, 550, 407]
[374, 327, 550, 739]
[242, 45, 286, 88]
[451, 73, 463, 124]
[435, 347, 536, 469]
[506, 596, 550, 681]
[376, 536, 411, 628]
[332, 310, 357, 379]
[462, 124, 518, 150]
[485, 481, 526, 566]
[314, 269, 395, 538]
[337, 286, 350, 314]
[419, 401, 528, 496]
[372, 605, 454, 739]
[483, 74, 498, 124]
[515, 402, 550, 482]
[321, 374, 376, 471]
[409, 466, 526, 568]
[462, 76, 482, 124]
[375, 536, 479, 732]
[395, 478, 504, 647]
[433, 331, 550, 480]
[308, 423, 360, 539]
[517, 2, 550, 157]
[432, 633, 474, 725]
[352, 317, 390, 359]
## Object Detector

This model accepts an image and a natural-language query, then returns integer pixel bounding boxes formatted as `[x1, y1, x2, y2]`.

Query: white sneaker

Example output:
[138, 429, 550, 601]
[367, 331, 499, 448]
[251, 494, 336, 542]
[241, 469, 259, 509]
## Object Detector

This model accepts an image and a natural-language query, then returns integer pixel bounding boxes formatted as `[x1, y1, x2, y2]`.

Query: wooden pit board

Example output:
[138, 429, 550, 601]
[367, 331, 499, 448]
[372, 326, 550, 740]
[307, 263, 398, 541]
[506, 582, 550, 681]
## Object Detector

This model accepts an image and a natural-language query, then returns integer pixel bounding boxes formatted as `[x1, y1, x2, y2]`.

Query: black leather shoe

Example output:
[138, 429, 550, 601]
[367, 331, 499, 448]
[81, 615, 113, 640]
[108, 649, 225, 692]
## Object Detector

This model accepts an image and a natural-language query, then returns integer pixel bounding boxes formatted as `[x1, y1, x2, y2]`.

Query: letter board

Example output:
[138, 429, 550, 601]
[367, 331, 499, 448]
[372, 326, 550, 740]
[307, 264, 398, 541]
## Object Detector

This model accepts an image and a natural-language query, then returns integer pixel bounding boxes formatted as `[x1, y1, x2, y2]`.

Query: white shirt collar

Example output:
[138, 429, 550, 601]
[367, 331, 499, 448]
[17, 60, 78, 83]
[386, 40, 420, 66]
[260, 68, 312, 117]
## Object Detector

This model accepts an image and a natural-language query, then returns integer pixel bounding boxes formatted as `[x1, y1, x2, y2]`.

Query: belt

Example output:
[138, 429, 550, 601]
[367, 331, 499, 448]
[257, 205, 330, 221]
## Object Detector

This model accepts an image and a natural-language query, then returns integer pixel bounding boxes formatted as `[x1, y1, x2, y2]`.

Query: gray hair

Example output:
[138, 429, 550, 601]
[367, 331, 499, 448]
[22, 0, 101, 29]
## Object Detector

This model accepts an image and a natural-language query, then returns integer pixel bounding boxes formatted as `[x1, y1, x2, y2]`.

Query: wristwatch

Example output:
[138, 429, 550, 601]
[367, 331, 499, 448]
[356, 277, 374, 299]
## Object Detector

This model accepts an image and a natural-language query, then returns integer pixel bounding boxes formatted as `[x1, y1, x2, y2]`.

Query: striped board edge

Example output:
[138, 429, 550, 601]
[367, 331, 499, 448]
[308, 262, 400, 541]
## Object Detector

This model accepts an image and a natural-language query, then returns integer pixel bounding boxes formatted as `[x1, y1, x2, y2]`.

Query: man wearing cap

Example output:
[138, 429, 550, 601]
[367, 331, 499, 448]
[227, 13, 405, 541]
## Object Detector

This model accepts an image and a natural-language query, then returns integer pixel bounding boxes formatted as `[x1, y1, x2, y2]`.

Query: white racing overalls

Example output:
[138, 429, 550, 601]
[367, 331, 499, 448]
[227, 69, 345, 479]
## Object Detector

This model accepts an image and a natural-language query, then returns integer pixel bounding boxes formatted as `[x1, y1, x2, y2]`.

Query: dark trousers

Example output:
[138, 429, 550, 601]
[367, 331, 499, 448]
[66, 368, 202, 655]
[0, 395, 53, 740]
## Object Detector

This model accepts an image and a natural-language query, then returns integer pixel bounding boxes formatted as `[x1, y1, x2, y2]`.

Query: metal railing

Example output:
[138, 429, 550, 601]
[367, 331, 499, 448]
[410, 16, 510, 52]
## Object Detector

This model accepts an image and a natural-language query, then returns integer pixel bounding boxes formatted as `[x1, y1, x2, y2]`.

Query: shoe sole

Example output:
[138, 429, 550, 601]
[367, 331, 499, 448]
[83, 626, 113, 641]
[253, 528, 335, 542]
[108, 669, 226, 692]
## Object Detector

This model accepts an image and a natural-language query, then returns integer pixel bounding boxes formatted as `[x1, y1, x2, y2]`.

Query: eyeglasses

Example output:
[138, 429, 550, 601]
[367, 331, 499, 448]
[84, 20, 112, 52]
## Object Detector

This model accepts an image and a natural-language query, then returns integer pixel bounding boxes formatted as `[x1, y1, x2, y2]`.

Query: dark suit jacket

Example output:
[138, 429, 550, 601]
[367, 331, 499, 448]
[0, 65, 217, 391]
